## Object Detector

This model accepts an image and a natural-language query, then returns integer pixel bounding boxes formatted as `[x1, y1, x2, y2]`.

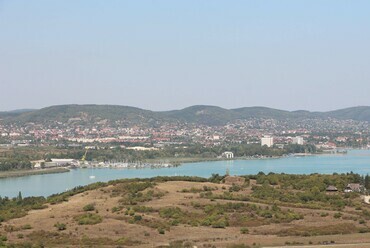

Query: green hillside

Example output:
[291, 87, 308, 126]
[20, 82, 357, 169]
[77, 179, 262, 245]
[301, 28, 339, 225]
[162, 105, 241, 125]
[8, 105, 162, 125]
[325, 106, 370, 122]
[232, 106, 294, 119]
[2, 104, 370, 126]
[0, 109, 34, 119]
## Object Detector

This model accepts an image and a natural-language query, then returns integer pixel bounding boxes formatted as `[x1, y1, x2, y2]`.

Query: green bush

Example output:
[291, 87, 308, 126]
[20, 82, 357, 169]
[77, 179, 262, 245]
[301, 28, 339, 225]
[21, 224, 32, 230]
[111, 206, 120, 213]
[134, 215, 142, 221]
[54, 222, 67, 231]
[74, 213, 102, 225]
[83, 203, 95, 212]
[333, 212, 342, 219]
[132, 206, 154, 213]
[211, 218, 228, 228]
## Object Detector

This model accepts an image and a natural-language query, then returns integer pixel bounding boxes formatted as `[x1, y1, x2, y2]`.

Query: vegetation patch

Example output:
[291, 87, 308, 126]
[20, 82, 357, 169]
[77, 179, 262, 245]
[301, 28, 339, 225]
[277, 223, 358, 236]
[54, 222, 67, 231]
[82, 203, 96, 212]
[0, 196, 46, 222]
[26, 230, 117, 246]
[116, 236, 142, 246]
[74, 213, 102, 225]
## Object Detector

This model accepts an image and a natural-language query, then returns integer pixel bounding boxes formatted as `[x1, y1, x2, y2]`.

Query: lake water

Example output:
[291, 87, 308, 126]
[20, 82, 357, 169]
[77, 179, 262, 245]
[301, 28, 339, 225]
[1, 149, 370, 198]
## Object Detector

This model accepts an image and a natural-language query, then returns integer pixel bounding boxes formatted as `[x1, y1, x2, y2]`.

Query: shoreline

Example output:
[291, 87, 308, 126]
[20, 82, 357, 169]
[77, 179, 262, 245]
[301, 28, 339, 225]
[0, 167, 70, 179]
[140, 151, 351, 167]
[0, 151, 348, 179]
[142, 154, 304, 166]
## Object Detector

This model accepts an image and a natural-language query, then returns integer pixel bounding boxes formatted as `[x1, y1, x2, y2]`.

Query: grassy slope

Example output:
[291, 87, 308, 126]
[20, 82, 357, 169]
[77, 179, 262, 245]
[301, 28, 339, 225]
[2, 175, 370, 247]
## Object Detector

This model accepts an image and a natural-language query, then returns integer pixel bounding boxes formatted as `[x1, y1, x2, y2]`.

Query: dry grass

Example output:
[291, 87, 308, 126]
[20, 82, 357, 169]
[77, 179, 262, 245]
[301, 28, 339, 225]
[2, 180, 370, 247]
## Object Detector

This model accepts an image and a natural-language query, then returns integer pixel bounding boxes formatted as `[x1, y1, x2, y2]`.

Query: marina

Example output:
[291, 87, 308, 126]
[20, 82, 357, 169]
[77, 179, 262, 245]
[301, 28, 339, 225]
[1, 150, 370, 198]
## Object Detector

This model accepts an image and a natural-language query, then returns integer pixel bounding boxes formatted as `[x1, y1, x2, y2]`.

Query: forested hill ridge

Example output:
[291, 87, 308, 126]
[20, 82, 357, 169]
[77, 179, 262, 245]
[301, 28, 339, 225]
[1, 104, 370, 126]
[0, 109, 35, 118]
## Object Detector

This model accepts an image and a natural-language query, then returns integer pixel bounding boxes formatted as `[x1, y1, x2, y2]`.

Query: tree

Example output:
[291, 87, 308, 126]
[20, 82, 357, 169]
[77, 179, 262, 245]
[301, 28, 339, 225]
[365, 174, 370, 191]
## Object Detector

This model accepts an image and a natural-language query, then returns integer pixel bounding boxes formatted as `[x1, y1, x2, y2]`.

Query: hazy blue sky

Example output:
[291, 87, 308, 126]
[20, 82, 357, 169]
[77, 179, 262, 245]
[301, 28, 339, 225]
[1, 1, 370, 111]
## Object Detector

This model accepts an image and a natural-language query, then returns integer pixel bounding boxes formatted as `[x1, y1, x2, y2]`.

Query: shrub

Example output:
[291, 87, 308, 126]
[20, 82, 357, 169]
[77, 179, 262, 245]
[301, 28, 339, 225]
[74, 213, 102, 225]
[116, 237, 142, 246]
[132, 206, 154, 213]
[358, 227, 370, 233]
[240, 227, 249, 234]
[126, 209, 135, 216]
[229, 184, 242, 192]
[134, 215, 142, 222]
[83, 203, 95, 212]
[211, 218, 228, 228]
[111, 206, 120, 213]
[320, 212, 329, 217]
[333, 212, 342, 219]
[54, 222, 67, 231]
[21, 224, 32, 230]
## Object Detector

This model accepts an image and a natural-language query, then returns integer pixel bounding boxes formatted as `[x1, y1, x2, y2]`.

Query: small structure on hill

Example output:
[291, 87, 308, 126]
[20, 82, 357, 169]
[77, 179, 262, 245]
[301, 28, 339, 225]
[326, 185, 338, 192]
[224, 176, 245, 186]
[344, 183, 364, 193]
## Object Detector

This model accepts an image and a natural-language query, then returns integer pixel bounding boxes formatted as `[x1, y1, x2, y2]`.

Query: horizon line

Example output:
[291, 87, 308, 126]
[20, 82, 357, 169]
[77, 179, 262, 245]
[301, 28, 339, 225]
[1, 103, 370, 114]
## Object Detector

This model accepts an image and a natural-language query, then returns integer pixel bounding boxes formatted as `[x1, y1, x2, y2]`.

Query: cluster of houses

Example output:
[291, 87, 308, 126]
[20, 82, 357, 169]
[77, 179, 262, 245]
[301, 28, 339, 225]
[326, 183, 365, 193]
[223, 176, 367, 196]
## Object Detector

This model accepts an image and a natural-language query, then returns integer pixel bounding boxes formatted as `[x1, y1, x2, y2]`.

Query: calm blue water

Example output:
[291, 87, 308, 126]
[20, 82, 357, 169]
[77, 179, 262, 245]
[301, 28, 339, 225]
[1, 150, 370, 197]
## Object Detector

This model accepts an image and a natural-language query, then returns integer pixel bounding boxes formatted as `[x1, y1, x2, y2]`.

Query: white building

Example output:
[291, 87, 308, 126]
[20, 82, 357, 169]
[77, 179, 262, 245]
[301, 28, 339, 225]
[292, 136, 304, 145]
[222, 151, 234, 159]
[261, 136, 274, 147]
[51, 159, 79, 166]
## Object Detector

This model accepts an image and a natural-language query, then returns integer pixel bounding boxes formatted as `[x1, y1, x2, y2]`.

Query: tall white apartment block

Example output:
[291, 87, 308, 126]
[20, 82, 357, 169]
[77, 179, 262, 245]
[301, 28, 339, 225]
[261, 136, 274, 147]
[292, 136, 304, 145]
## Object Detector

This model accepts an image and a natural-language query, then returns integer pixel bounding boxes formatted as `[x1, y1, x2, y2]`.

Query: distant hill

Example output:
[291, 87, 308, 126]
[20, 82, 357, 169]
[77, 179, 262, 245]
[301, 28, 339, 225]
[7, 105, 162, 126]
[162, 105, 241, 125]
[2, 104, 370, 126]
[324, 106, 370, 122]
[232, 106, 295, 119]
[0, 109, 35, 118]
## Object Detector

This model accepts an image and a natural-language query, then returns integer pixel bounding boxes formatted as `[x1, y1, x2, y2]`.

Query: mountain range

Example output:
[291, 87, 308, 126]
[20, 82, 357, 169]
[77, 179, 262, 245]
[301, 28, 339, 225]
[1, 105, 370, 126]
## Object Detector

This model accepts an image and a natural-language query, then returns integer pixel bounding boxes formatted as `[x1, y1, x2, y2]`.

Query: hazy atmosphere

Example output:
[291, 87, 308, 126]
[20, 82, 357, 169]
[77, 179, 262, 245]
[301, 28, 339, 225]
[1, 0, 370, 111]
